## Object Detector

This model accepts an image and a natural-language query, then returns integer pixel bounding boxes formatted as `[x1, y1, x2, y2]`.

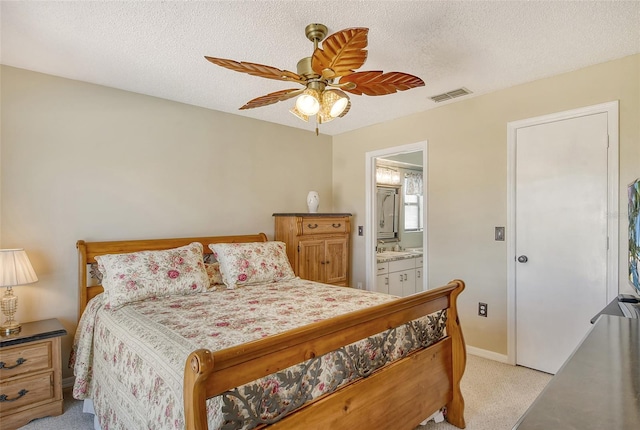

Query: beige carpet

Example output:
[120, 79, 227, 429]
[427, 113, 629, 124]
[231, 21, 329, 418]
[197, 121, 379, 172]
[419, 355, 551, 430]
[19, 354, 551, 430]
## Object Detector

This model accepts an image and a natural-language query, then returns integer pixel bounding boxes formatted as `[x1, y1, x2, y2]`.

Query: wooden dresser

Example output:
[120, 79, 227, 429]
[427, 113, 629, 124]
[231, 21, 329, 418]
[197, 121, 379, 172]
[274, 213, 352, 287]
[0, 318, 66, 430]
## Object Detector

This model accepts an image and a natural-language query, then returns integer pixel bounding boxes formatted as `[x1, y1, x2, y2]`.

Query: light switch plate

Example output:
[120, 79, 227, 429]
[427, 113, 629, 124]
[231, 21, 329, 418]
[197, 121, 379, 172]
[495, 226, 505, 241]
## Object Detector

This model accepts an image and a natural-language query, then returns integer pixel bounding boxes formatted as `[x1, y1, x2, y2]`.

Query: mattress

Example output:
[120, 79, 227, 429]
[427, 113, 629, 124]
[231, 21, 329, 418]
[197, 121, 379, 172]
[71, 278, 447, 429]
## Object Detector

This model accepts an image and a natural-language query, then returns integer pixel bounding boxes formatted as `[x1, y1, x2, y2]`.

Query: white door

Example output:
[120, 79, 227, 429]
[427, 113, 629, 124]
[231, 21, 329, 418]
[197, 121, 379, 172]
[515, 112, 609, 374]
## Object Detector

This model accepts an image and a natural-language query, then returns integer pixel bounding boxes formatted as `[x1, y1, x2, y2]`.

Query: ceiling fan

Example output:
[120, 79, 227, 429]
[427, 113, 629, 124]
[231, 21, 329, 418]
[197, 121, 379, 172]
[205, 23, 425, 134]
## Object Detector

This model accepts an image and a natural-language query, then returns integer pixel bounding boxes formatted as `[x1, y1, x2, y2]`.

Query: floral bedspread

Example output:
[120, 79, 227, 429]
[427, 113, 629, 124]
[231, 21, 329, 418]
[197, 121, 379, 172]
[71, 278, 447, 430]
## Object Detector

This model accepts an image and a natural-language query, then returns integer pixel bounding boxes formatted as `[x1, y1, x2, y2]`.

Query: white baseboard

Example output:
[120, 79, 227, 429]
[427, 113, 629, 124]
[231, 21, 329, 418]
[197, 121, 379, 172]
[63, 376, 75, 389]
[466, 345, 510, 364]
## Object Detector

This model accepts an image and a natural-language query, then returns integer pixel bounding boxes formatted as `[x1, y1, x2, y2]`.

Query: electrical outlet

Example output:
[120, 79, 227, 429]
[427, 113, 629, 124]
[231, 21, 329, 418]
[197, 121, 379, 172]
[478, 302, 488, 317]
[357, 282, 363, 289]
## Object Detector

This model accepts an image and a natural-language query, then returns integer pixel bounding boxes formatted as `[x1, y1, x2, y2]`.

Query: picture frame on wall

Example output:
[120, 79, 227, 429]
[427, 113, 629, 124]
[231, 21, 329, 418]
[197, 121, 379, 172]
[629, 178, 640, 294]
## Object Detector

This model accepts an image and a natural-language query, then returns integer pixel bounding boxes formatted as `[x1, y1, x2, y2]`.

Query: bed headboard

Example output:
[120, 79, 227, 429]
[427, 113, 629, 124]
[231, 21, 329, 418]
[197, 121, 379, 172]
[76, 233, 268, 321]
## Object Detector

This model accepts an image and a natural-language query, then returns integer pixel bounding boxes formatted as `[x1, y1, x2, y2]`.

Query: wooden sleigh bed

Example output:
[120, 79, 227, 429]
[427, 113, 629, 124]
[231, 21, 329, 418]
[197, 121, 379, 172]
[76, 233, 466, 430]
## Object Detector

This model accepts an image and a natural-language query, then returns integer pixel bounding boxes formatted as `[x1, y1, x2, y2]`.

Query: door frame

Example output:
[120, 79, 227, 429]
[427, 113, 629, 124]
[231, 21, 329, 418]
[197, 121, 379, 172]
[506, 101, 619, 365]
[365, 141, 428, 292]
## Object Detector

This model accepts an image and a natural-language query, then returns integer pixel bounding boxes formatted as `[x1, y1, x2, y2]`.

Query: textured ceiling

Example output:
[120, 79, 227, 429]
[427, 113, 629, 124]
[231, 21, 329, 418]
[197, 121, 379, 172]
[2, 1, 639, 136]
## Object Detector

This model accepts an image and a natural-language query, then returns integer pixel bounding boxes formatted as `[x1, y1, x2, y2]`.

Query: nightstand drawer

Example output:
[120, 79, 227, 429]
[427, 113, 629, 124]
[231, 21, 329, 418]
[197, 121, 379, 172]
[0, 371, 54, 414]
[302, 218, 348, 235]
[0, 342, 51, 380]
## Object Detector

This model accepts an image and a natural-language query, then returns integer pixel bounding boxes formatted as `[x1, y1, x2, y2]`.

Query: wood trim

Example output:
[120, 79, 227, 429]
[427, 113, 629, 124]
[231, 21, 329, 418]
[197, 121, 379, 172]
[78, 233, 268, 263]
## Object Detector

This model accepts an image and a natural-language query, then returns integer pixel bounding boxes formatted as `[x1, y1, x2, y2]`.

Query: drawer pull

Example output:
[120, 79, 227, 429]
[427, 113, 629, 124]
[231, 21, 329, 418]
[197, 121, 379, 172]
[0, 357, 27, 369]
[307, 224, 318, 229]
[331, 223, 342, 228]
[0, 389, 29, 403]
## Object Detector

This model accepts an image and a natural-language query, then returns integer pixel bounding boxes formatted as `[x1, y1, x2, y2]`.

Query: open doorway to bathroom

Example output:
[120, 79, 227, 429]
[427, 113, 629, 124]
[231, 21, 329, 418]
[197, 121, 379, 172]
[365, 141, 427, 295]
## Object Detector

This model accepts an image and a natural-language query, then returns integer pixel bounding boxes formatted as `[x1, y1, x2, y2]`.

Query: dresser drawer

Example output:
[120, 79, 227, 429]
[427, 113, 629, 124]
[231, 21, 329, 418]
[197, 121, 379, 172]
[301, 217, 348, 235]
[0, 342, 51, 380]
[0, 371, 54, 414]
[376, 262, 389, 275]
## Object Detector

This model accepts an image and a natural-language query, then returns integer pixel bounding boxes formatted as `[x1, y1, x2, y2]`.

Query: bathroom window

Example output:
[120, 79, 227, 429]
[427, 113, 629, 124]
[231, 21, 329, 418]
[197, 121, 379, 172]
[404, 172, 423, 232]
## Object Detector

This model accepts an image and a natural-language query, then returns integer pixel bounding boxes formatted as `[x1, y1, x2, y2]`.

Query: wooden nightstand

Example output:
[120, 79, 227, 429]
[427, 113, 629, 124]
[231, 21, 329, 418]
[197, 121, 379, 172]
[0, 318, 67, 430]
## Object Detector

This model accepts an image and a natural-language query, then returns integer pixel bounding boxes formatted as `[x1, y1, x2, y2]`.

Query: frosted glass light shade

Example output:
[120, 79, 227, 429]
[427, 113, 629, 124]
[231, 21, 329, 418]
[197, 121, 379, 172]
[376, 167, 401, 185]
[296, 89, 320, 116]
[317, 90, 350, 124]
[323, 90, 350, 118]
[0, 249, 38, 287]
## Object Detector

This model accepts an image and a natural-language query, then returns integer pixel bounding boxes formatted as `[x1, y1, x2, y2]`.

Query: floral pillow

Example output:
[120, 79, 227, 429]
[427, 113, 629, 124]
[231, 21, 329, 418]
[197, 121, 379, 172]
[208, 241, 296, 289]
[96, 242, 209, 309]
[205, 262, 224, 289]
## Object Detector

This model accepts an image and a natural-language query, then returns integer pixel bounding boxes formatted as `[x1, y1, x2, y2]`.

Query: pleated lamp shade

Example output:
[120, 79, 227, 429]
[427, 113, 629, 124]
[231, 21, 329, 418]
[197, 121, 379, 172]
[1, 249, 38, 335]
[0, 249, 38, 287]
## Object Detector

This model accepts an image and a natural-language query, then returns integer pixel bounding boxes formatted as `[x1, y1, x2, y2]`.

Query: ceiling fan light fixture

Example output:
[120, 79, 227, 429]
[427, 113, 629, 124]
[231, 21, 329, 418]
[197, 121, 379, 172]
[289, 106, 309, 122]
[317, 109, 335, 125]
[205, 24, 425, 134]
[322, 89, 350, 118]
[295, 88, 321, 116]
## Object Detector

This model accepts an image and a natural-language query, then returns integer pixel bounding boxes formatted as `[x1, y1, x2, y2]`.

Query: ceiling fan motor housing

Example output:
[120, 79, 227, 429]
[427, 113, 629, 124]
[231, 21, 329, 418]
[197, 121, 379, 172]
[296, 57, 318, 79]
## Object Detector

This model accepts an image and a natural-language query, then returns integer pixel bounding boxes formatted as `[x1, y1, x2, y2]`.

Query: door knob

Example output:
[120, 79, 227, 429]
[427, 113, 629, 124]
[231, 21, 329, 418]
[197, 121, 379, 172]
[517, 255, 528, 263]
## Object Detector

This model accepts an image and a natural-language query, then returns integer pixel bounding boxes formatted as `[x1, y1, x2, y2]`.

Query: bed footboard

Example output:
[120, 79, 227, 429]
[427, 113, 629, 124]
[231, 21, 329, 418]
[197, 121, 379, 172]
[184, 280, 466, 430]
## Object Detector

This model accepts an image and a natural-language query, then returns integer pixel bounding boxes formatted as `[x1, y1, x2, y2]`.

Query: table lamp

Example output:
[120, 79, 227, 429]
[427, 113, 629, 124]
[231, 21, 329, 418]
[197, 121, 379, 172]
[0, 249, 38, 335]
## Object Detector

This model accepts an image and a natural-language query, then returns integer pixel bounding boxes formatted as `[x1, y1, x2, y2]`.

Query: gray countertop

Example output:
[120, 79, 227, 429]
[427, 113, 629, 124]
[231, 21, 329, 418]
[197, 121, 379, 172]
[513, 314, 640, 430]
[376, 251, 423, 263]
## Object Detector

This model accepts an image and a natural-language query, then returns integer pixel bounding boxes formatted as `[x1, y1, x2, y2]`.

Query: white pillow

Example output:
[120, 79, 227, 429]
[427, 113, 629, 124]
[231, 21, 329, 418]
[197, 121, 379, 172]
[208, 241, 295, 289]
[96, 242, 209, 309]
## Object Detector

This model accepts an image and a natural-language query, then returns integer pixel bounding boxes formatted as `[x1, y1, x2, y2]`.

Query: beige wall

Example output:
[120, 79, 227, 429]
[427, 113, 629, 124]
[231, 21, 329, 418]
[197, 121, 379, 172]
[333, 54, 640, 355]
[1, 54, 638, 375]
[0, 66, 333, 378]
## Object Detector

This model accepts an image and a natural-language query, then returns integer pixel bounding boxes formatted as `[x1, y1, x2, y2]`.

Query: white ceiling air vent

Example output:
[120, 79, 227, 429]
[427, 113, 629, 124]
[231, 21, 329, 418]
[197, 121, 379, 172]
[429, 87, 473, 103]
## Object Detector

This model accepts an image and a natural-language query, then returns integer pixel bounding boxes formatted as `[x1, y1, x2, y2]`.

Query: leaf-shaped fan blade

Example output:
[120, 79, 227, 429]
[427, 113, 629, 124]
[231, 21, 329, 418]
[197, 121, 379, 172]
[239, 89, 303, 110]
[205, 56, 305, 84]
[340, 71, 425, 96]
[311, 28, 369, 79]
